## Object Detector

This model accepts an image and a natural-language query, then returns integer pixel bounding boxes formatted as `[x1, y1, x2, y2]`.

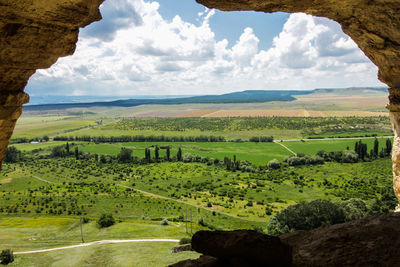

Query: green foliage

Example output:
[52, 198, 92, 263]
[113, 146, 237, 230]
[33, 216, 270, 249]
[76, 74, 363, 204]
[267, 198, 377, 235]
[284, 154, 324, 166]
[340, 199, 368, 221]
[4, 147, 23, 163]
[0, 249, 14, 265]
[117, 147, 133, 163]
[177, 148, 182, 161]
[160, 218, 169, 226]
[97, 213, 115, 228]
[249, 136, 274, 143]
[50, 145, 69, 158]
[109, 117, 390, 134]
[267, 159, 281, 169]
[267, 199, 346, 234]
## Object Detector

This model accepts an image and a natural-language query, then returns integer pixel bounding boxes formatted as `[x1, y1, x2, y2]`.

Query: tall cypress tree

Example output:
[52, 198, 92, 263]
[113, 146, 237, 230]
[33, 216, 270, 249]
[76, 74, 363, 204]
[74, 147, 79, 160]
[155, 146, 160, 161]
[386, 139, 392, 156]
[373, 138, 379, 157]
[177, 148, 182, 161]
[166, 147, 171, 161]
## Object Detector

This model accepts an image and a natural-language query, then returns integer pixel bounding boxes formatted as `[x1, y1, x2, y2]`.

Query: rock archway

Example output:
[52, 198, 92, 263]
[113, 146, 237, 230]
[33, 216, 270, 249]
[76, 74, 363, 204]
[0, 0, 399, 208]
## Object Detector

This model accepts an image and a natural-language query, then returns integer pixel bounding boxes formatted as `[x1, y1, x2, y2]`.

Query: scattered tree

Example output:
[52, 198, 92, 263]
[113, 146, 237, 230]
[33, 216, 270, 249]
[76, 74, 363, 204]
[117, 147, 132, 163]
[0, 249, 14, 265]
[4, 147, 23, 163]
[97, 213, 115, 228]
[177, 148, 183, 161]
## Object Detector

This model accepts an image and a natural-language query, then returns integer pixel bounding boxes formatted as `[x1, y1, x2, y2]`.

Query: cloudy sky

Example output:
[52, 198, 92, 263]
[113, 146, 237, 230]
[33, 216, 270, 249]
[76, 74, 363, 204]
[26, 0, 384, 96]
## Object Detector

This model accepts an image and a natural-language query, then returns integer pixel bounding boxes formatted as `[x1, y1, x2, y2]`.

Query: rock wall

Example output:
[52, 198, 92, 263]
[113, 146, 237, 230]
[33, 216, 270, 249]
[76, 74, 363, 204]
[0, 1, 399, 204]
[0, 0, 104, 167]
[171, 213, 400, 266]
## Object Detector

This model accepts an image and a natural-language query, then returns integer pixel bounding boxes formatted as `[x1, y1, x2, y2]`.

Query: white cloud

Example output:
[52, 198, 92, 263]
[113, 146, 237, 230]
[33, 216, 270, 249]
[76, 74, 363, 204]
[26, 0, 383, 96]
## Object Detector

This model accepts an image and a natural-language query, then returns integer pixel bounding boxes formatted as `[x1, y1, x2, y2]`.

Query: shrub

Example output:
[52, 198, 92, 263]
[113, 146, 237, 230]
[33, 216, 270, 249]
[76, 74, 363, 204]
[340, 198, 368, 221]
[161, 218, 169, 225]
[0, 249, 14, 265]
[4, 147, 23, 163]
[179, 237, 191, 245]
[267, 159, 281, 169]
[97, 213, 115, 228]
[267, 199, 345, 234]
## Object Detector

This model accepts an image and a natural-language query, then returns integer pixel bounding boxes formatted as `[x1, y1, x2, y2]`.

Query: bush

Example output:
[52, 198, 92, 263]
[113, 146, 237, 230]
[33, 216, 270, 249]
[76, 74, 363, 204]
[267, 159, 281, 169]
[117, 147, 133, 163]
[4, 147, 23, 163]
[0, 249, 14, 265]
[340, 198, 368, 221]
[179, 237, 191, 245]
[97, 213, 115, 228]
[161, 218, 169, 225]
[267, 199, 345, 234]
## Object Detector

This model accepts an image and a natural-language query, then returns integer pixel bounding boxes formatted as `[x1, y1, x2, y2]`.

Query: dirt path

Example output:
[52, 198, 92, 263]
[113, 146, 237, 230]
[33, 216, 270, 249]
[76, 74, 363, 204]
[274, 142, 296, 155]
[14, 239, 179, 255]
[31, 175, 60, 184]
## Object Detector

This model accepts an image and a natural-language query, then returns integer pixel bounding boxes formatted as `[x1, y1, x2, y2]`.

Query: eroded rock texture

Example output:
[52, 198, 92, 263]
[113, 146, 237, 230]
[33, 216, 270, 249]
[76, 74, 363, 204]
[0, 0, 104, 167]
[172, 213, 400, 266]
[197, 0, 400, 88]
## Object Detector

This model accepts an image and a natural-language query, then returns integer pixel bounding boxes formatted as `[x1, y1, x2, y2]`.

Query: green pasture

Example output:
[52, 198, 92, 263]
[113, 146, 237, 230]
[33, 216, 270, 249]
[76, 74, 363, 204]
[11, 137, 393, 166]
[75, 141, 291, 165]
[0, 216, 199, 267]
[284, 137, 392, 155]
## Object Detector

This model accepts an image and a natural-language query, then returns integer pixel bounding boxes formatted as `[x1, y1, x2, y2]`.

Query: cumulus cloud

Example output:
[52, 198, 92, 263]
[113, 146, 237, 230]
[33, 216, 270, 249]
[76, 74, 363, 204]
[26, 0, 383, 96]
[82, 0, 143, 41]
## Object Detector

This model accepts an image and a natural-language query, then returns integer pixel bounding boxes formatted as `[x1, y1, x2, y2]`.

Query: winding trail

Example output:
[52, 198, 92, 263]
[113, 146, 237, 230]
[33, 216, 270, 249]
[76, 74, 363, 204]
[274, 141, 296, 155]
[14, 239, 179, 255]
[31, 175, 60, 184]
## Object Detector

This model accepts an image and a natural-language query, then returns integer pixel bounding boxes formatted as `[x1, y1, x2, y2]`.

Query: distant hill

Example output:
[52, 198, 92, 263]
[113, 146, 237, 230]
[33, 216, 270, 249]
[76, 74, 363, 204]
[24, 87, 387, 110]
[313, 87, 387, 94]
[24, 90, 314, 110]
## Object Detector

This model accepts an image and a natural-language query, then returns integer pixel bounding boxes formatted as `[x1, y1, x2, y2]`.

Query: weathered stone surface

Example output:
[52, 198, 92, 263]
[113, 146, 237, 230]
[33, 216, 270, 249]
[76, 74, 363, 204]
[172, 244, 193, 253]
[386, 88, 400, 209]
[191, 230, 292, 266]
[173, 213, 400, 267]
[169, 255, 219, 267]
[197, 0, 400, 88]
[281, 212, 400, 266]
[0, 0, 398, 170]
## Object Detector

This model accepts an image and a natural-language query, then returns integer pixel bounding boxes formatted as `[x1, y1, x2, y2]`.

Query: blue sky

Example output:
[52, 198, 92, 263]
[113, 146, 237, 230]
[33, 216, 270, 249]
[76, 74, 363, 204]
[157, 1, 290, 50]
[26, 0, 383, 96]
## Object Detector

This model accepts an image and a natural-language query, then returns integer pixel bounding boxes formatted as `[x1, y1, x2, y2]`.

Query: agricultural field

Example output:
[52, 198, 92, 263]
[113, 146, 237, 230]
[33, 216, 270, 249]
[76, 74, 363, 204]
[3, 89, 397, 266]
[176, 109, 386, 118]
[12, 137, 392, 166]
[13, 116, 96, 139]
